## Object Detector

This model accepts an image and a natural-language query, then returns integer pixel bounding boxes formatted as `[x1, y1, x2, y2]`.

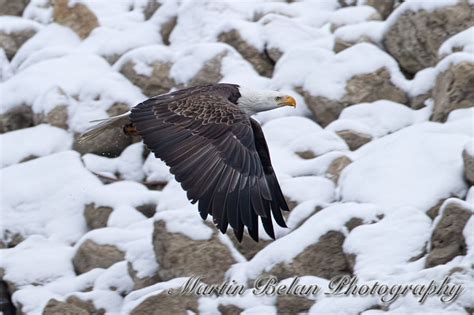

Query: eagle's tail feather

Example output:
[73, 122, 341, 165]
[77, 111, 130, 143]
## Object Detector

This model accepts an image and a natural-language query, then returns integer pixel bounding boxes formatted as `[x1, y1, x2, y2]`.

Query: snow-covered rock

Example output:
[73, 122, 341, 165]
[426, 199, 473, 267]
[52, 0, 99, 39]
[152, 211, 237, 285]
[384, 1, 474, 74]
[432, 61, 474, 122]
[0, 16, 42, 60]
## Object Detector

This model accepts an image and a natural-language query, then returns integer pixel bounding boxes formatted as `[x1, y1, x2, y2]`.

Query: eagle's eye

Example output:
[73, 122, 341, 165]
[275, 96, 282, 102]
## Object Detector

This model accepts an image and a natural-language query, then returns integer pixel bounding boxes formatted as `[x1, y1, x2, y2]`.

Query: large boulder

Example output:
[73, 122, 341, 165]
[127, 262, 161, 290]
[119, 59, 175, 98]
[0, 105, 34, 133]
[384, 2, 474, 75]
[363, 0, 395, 20]
[431, 62, 474, 122]
[130, 291, 198, 315]
[152, 220, 236, 284]
[0, 21, 38, 60]
[218, 29, 274, 77]
[302, 68, 407, 127]
[73, 239, 125, 274]
[336, 130, 373, 151]
[160, 16, 177, 45]
[277, 295, 315, 315]
[0, 0, 30, 16]
[267, 231, 352, 280]
[52, 0, 99, 39]
[325, 155, 353, 184]
[425, 200, 472, 268]
[66, 296, 105, 315]
[84, 204, 113, 230]
[187, 51, 227, 86]
[42, 299, 88, 315]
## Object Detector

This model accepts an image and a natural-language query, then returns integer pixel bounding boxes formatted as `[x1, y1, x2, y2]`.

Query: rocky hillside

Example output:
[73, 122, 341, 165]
[1, 0, 473, 314]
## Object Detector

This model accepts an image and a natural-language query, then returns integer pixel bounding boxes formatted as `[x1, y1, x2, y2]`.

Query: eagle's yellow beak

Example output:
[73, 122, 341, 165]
[279, 95, 297, 108]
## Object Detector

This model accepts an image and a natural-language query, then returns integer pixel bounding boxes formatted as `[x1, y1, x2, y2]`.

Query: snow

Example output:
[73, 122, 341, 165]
[77, 22, 162, 60]
[276, 43, 409, 100]
[439, 27, 474, 56]
[330, 5, 379, 28]
[227, 203, 381, 284]
[339, 121, 472, 211]
[326, 100, 431, 138]
[154, 209, 214, 241]
[23, 0, 54, 24]
[113, 45, 174, 76]
[0, 235, 75, 288]
[344, 207, 432, 278]
[83, 142, 145, 181]
[0, 16, 42, 34]
[0, 124, 73, 168]
[10, 23, 81, 71]
[0, 151, 101, 243]
[334, 21, 385, 44]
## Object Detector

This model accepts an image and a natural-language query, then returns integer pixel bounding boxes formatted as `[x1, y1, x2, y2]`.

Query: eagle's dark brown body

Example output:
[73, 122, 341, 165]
[81, 83, 291, 242]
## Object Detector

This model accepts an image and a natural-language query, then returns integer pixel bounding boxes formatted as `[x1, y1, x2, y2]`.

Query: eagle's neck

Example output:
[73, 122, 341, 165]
[236, 87, 278, 116]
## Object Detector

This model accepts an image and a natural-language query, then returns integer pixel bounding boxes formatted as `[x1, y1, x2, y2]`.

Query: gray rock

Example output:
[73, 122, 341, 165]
[143, 0, 161, 20]
[0, 28, 37, 60]
[302, 68, 407, 127]
[42, 299, 88, 315]
[72, 239, 125, 274]
[227, 232, 271, 261]
[0, 0, 29, 16]
[34, 105, 69, 130]
[119, 59, 174, 97]
[334, 35, 377, 53]
[0, 105, 34, 133]
[363, 0, 395, 19]
[432, 62, 474, 122]
[336, 130, 372, 151]
[267, 230, 352, 280]
[325, 155, 352, 184]
[188, 51, 226, 87]
[218, 29, 274, 77]
[160, 16, 177, 45]
[384, 2, 474, 75]
[277, 295, 315, 315]
[84, 203, 113, 230]
[66, 296, 105, 315]
[266, 47, 283, 63]
[426, 200, 472, 268]
[409, 92, 432, 110]
[463, 148, 474, 185]
[135, 203, 157, 218]
[130, 291, 198, 315]
[73, 128, 132, 157]
[127, 262, 161, 290]
[152, 220, 236, 284]
[52, 0, 99, 39]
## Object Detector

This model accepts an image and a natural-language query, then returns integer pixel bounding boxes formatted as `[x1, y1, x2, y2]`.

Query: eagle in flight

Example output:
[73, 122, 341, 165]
[79, 83, 296, 242]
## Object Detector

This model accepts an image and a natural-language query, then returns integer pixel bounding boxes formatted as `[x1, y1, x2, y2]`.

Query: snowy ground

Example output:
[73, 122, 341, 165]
[1, 0, 473, 314]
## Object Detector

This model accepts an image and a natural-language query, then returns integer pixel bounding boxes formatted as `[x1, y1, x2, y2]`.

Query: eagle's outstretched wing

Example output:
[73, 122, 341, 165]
[130, 85, 288, 241]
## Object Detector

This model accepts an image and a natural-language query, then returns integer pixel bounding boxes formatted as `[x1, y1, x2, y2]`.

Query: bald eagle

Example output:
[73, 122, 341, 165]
[79, 83, 296, 242]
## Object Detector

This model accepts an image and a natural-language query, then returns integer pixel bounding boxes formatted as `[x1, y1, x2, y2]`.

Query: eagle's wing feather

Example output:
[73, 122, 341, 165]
[130, 86, 288, 241]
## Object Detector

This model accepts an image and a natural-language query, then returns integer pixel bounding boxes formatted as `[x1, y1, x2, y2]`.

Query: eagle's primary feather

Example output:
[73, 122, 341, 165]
[79, 83, 296, 242]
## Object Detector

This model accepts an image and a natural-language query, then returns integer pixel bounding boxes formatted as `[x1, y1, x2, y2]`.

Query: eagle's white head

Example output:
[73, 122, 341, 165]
[236, 87, 296, 115]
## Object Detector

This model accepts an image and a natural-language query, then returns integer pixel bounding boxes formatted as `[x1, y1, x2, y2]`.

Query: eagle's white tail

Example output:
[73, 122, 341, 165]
[77, 111, 131, 143]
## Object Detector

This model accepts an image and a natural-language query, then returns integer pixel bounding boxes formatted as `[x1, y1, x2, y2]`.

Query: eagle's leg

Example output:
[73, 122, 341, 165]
[123, 123, 140, 137]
